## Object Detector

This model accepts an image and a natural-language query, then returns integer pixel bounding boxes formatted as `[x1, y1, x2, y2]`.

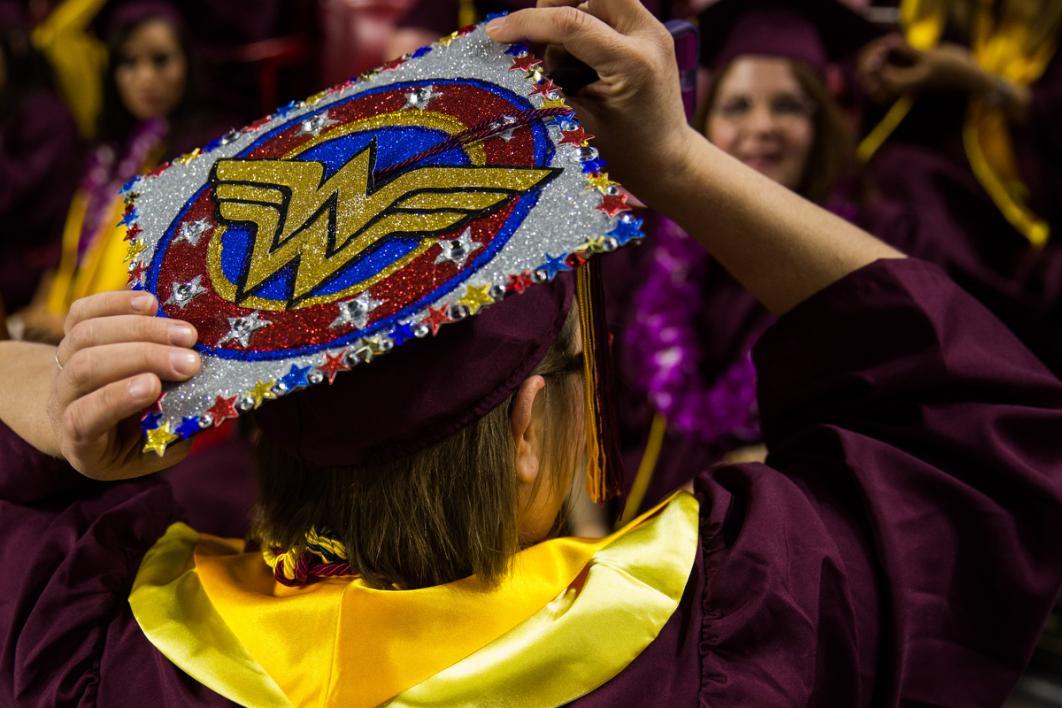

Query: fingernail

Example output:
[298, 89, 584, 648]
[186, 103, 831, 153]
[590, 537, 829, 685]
[132, 294, 156, 313]
[168, 324, 197, 347]
[128, 375, 153, 399]
[171, 350, 200, 376]
[485, 17, 506, 37]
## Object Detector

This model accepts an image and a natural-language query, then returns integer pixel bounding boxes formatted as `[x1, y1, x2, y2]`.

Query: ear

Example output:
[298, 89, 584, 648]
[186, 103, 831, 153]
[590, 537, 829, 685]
[511, 375, 547, 487]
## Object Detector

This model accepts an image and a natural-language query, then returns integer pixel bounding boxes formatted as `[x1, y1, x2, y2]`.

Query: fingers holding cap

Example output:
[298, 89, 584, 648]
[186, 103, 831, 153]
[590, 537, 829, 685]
[487, 6, 629, 71]
[65, 291, 158, 335]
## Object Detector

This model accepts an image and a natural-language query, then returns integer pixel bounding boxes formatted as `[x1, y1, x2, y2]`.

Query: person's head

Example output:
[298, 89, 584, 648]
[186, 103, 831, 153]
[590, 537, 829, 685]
[703, 55, 852, 202]
[98, 6, 190, 142]
[0, 22, 55, 107]
[253, 307, 585, 590]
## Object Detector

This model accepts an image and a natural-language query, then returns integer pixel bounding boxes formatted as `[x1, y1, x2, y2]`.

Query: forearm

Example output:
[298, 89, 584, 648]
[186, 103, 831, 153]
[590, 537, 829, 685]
[0, 342, 62, 456]
[641, 127, 905, 315]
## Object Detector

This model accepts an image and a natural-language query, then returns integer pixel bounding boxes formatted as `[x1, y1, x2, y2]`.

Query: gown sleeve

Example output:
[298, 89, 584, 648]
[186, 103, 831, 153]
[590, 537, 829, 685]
[695, 258, 1062, 707]
[0, 424, 238, 706]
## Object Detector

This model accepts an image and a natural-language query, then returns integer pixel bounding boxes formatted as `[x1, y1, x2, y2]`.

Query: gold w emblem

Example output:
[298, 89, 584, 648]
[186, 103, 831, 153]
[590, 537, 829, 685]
[211, 139, 558, 307]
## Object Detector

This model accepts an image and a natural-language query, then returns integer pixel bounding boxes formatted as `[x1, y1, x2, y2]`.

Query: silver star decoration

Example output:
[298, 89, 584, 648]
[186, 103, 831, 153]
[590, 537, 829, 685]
[330, 292, 384, 330]
[217, 311, 272, 348]
[403, 85, 442, 110]
[299, 111, 338, 136]
[165, 275, 207, 309]
[492, 115, 519, 142]
[174, 219, 212, 246]
[434, 227, 482, 269]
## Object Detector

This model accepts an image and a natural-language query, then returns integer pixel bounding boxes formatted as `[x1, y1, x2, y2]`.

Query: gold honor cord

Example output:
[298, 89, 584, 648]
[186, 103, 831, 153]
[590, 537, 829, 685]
[858, 0, 1059, 246]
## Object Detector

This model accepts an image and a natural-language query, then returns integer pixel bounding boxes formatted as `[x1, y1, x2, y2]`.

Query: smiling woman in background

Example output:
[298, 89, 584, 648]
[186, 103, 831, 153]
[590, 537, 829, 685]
[15, 1, 221, 343]
[614, 0, 923, 520]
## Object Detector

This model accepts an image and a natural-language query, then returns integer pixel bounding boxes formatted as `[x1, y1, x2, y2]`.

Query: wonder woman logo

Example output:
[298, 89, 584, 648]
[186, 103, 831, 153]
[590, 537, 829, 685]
[211, 139, 557, 307]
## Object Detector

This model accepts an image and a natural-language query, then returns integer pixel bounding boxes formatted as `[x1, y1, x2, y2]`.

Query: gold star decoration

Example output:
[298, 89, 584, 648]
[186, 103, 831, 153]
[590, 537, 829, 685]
[585, 172, 617, 193]
[305, 89, 332, 105]
[174, 148, 201, 165]
[249, 379, 278, 408]
[124, 239, 146, 263]
[583, 236, 610, 254]
[540, 97, 571, 111]
[143, 423, 178, 456]
[459, 283, 494, 314]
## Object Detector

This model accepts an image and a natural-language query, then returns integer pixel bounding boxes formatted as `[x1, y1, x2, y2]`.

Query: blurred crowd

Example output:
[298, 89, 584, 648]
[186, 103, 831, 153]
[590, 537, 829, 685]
[0, 0, 1060, 698]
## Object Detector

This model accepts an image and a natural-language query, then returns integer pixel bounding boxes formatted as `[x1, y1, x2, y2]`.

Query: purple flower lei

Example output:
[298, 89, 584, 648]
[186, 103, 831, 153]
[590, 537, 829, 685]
[624, 217, 761, 446]
[77, 118, 168, 258]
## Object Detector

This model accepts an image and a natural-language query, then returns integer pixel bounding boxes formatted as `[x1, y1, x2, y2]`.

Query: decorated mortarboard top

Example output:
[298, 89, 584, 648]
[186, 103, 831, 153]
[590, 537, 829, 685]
[122, 19, 644, 461]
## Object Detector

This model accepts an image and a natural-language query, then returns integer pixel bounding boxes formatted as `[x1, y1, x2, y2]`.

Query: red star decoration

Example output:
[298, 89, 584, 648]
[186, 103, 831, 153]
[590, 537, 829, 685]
[207, 395, 239, 425]
[380, 57, 406, 71]
[149, 392, 167, 414]
[148, 163, 169, 177]
[422, 304, 452, 336]
[318, 351, 350, 385]
[530, 79, 560, 98]
[596, 193, 631, 218]
[127, 262, 148, 285]
[508, 272, 534, 294]
[123, 223, 143, 241]
[559, 126, 593, 146]
[510, 55, 542, 73]
[457, 24, 477, 35]
[566, 252, 588, 269]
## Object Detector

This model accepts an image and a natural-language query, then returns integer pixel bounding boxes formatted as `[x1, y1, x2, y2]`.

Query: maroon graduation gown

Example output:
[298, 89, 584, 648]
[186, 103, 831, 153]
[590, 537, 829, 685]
[2, 258, 1060, 706]
[862, 50, 1062, 375]
[0, 89, 81, 310]
[608, 196, 924, 515]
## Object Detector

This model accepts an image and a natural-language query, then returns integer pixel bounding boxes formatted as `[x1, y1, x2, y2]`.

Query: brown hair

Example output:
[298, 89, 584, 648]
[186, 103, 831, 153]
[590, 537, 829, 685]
[701, 58, 855, 204]
[252, 309, 582, 590]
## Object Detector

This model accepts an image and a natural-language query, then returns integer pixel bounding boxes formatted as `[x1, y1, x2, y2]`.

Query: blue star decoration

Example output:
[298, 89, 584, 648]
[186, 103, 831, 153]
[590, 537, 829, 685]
[485, 11, 509, 21]
[608, 216, 645, 247]
[276, 99, 301, 117]
[140, 412, 162, 432]
[390, 321, 417, 346]
[118, 209, 138, 227]
[120, 176, 140, 194]
[581, 159, 606, 174]
[411, 45, 432, 58]
[504, 42, 529, 56]
[175, 416, 202, 439]
[278, 363, 313, 391]
[539, 253, 573, 281]
[544, 110, 577, 127]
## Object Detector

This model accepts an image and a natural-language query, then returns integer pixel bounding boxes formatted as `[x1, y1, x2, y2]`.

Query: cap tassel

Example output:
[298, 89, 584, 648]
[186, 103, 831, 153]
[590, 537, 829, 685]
[576, 259, 624, 503]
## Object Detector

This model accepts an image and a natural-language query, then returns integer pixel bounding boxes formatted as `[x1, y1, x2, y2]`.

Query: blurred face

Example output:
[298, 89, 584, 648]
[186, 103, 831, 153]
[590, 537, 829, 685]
[114, 19, 186, 121]
[705, 56, 815, 191]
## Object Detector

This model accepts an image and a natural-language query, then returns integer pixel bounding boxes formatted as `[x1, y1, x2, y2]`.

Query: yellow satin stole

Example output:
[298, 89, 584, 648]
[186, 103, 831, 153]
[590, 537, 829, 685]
[130, 491, 701, 707]
[858, 0, 1061, 247]
[31, 0, 108, 138]
[43, 191, 133, 316]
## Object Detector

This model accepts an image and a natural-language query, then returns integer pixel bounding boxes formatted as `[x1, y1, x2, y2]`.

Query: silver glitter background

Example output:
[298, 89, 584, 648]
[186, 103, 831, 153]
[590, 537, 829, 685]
[131, 25, 623, 446]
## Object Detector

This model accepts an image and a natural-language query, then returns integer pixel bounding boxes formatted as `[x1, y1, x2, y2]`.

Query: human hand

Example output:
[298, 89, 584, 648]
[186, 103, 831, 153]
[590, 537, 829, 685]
[486, 0, 698, 203]
[858, 33, 905, 103]
[867, 39, 989, 97]
[47, 291, 201, 480]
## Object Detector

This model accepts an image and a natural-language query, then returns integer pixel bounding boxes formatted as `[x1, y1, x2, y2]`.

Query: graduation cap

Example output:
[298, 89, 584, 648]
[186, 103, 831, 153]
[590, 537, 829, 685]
[121, 20, 642, 501]
[698, 0, 883, 74]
